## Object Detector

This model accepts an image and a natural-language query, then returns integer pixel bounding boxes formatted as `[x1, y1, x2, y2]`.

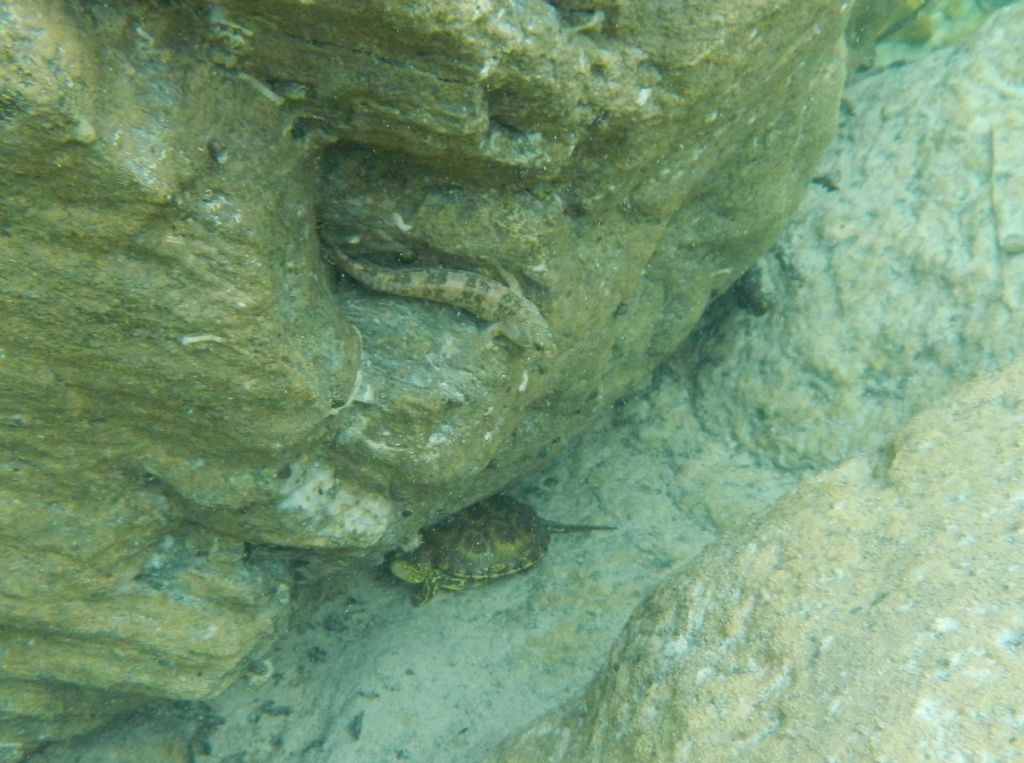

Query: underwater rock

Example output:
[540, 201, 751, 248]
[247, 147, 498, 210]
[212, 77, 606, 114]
[693, 2, 1024, 471]
[0, 0, 847, 753]
[0, 1, 330, 752]
[491, 356, 1024, 762]
[305, 0, 849, 520]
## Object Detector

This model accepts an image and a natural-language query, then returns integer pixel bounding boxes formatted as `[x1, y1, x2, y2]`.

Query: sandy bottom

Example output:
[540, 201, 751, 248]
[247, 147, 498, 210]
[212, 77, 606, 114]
[193, 352, 794, 762]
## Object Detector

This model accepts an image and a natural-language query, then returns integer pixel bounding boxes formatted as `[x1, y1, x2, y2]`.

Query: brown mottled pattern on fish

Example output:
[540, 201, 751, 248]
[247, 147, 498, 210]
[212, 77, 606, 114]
[326, 249, 556, 352]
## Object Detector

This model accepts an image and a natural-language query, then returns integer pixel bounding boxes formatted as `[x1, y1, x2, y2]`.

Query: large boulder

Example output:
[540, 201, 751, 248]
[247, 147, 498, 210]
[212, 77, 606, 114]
[491, 358, 1024, 762]
[0, 0, 848, 751]
[693, 1, 1024, 470]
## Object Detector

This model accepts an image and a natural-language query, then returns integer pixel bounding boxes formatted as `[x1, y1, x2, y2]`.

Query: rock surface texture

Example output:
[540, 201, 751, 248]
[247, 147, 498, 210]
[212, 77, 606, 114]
[490, 6, 1024, 761]
[693, 2, 1024, 470]
[492, 359, 1024, 763]
[0, 0, 846, 754]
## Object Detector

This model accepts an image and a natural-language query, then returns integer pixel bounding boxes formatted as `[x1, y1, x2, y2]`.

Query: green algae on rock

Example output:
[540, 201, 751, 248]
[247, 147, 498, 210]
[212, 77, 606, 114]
[0, 0, 849, 754]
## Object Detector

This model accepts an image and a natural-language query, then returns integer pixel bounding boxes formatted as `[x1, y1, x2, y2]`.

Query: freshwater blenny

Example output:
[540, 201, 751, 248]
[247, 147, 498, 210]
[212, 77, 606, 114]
[325, 248, 556, 352]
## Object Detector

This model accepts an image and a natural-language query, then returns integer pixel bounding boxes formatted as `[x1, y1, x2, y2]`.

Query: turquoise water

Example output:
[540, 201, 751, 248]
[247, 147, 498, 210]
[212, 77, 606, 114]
[7, 2, 1023, 761]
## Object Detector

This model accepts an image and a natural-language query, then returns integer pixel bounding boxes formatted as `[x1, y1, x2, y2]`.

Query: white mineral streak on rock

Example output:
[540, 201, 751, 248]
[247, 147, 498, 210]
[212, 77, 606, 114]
[278, 460, 391, 546]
